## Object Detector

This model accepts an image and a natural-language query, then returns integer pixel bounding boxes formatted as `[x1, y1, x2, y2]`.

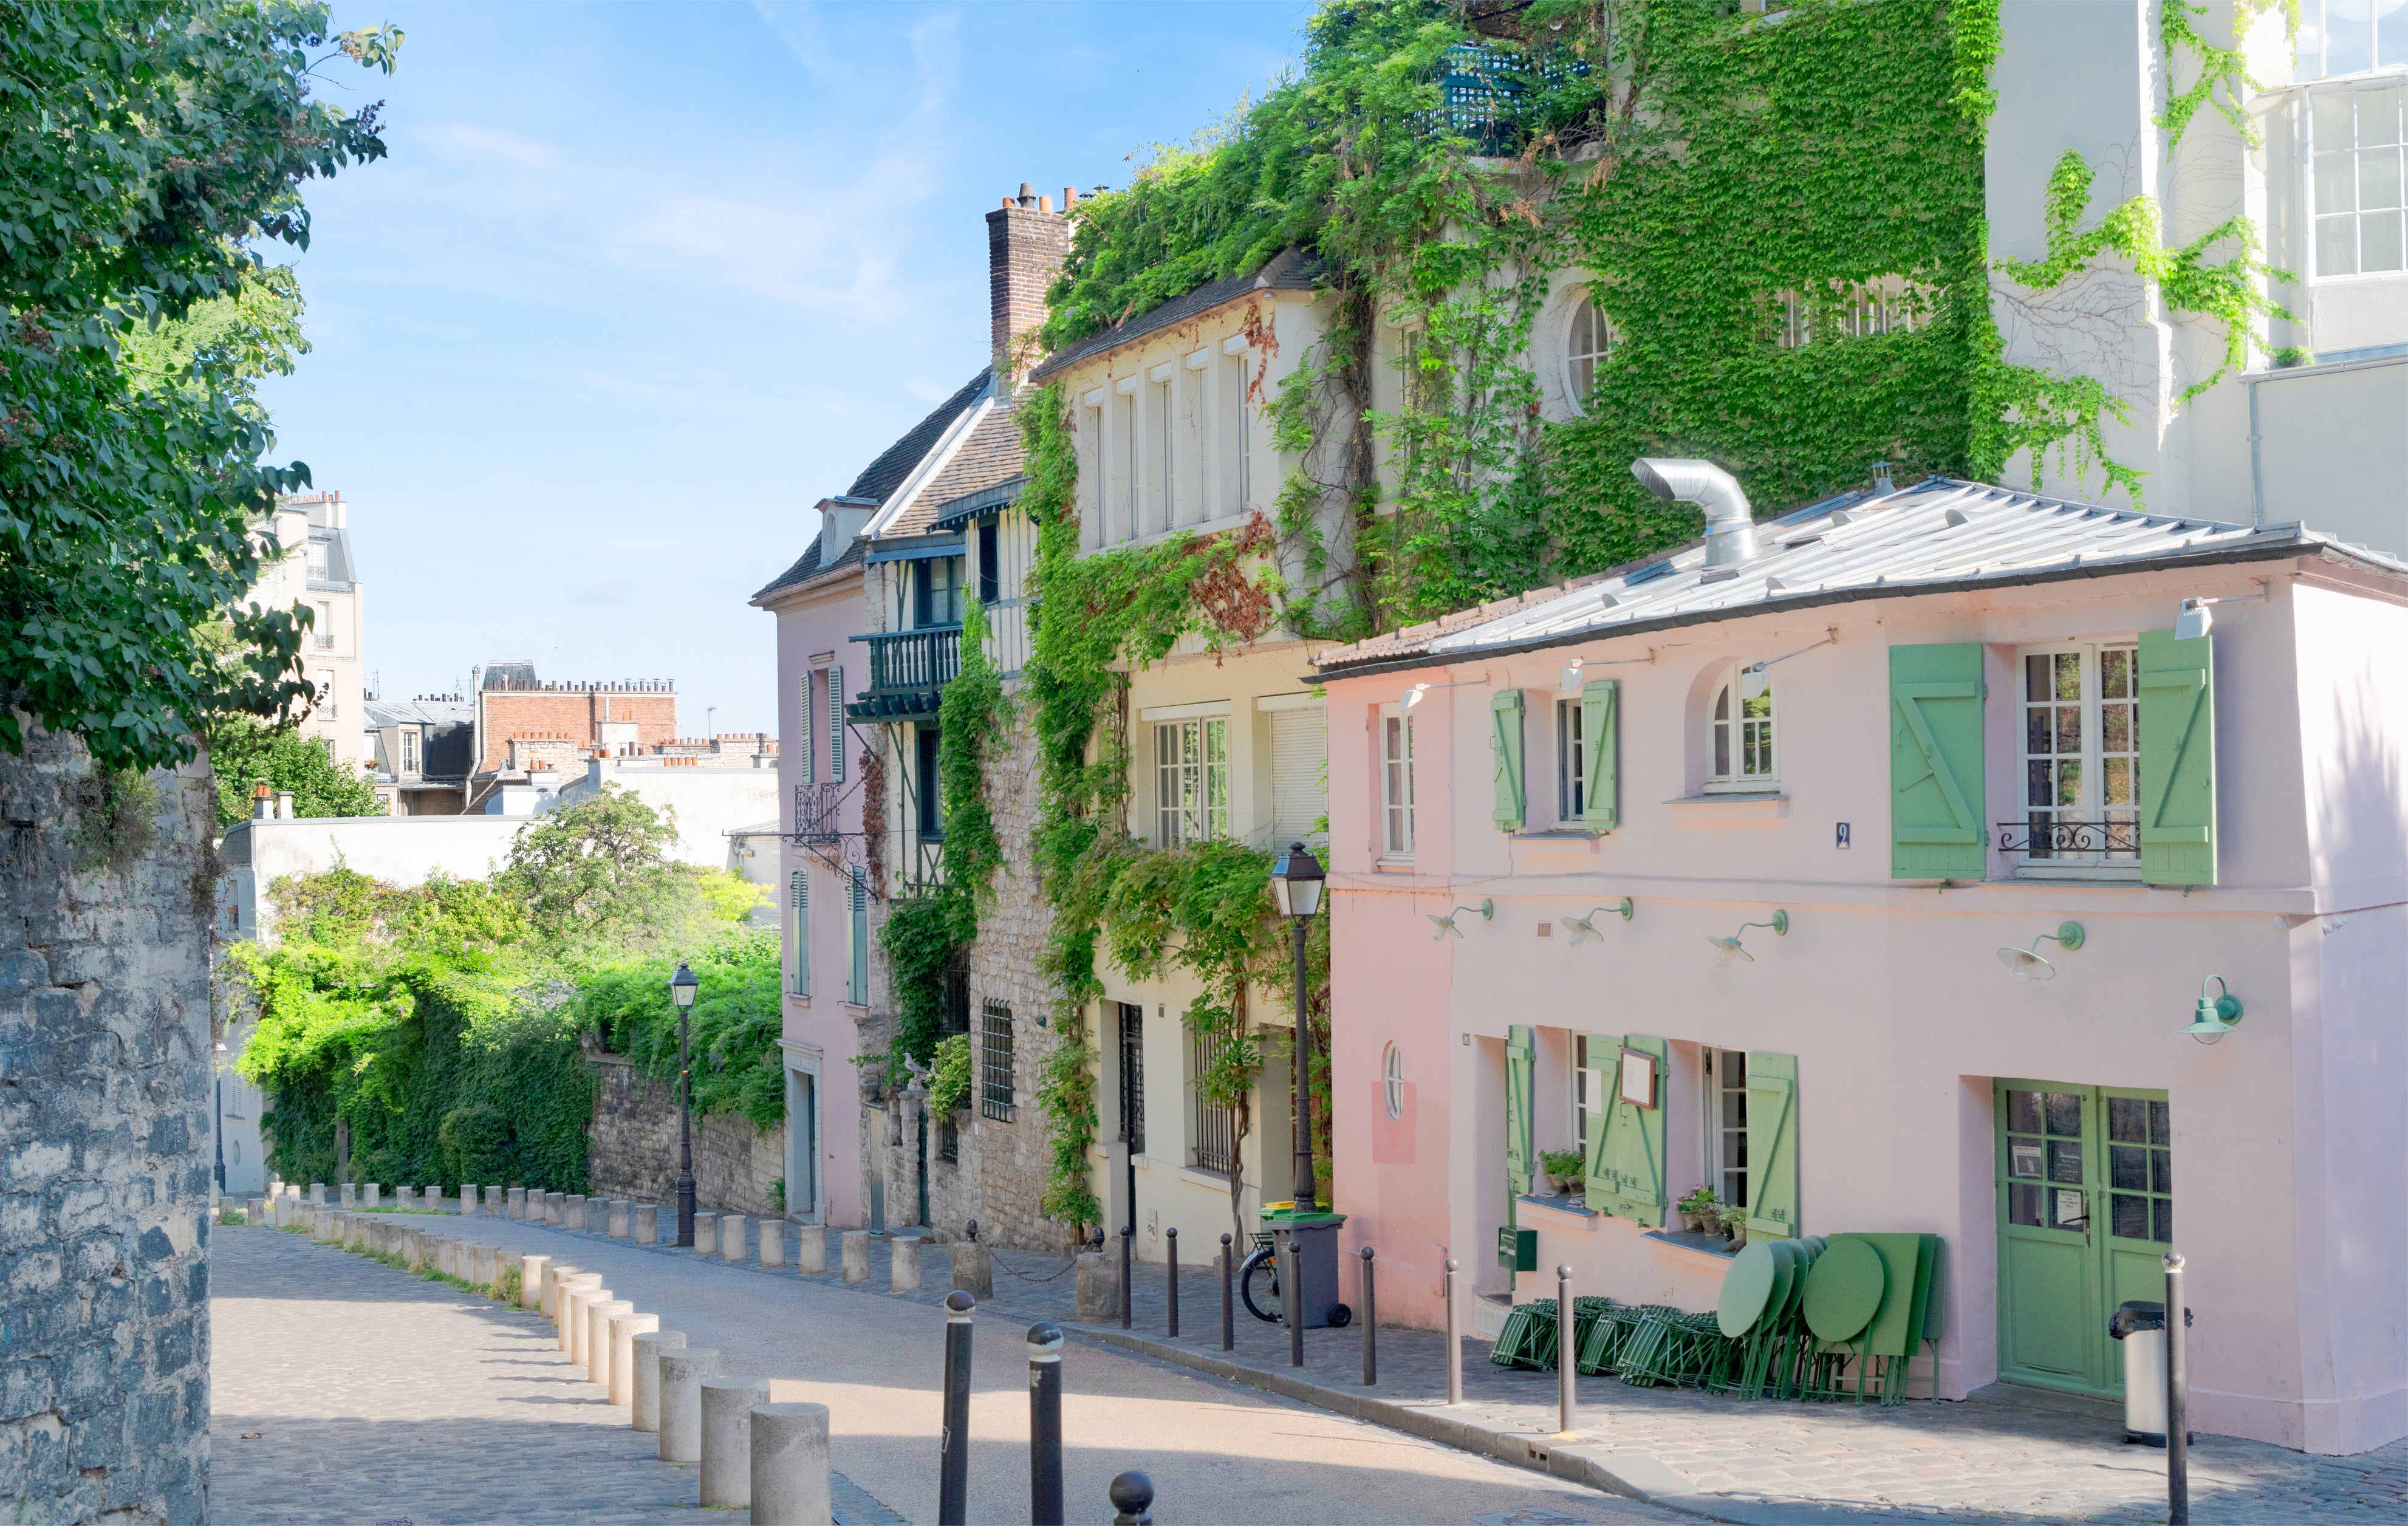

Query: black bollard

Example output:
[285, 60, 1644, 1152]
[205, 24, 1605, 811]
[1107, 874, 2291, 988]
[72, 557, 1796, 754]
[1166, 1227, 1179, 1338]
[1219, 1233, 1234, 1352]
[1108, 1470, 1155, 1525]
[1286, 1235, 1304, 1368]
[2166, 1251, 2189, 1525]
[1027, 1322, 1064, 1526]
[1119, 1224, 1133, 1330]
[1360, 1245, 1377, 1386]
[939, 1290, 974, 1525]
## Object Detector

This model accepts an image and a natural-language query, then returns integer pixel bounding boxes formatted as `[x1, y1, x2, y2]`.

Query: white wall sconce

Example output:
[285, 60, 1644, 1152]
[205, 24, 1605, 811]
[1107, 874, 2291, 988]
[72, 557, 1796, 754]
[1561, 900, 1635, 946]
[1401, 679, 1484, 711]
[1557, 654, 1648, 696]
[1429, 900, 1494, 940]
[1997, 921, 2085, 981]
[2183, 976, 2244, 1044]
[2173, 584, 2269, 640]
[1707, 911, 1787, 966]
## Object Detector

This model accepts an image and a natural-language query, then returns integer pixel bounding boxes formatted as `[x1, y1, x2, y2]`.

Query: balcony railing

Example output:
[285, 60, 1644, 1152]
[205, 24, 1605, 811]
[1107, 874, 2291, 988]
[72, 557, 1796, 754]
[794, 782, 844, 844]
[847, 625, 961, 720]
[1996, 819, 2139, 858]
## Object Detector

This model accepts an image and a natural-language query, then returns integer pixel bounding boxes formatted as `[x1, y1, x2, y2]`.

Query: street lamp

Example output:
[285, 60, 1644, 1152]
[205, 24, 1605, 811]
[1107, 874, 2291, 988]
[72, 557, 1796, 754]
[1269, 841, 1325, 1210]
[669, 960, 700, 1247]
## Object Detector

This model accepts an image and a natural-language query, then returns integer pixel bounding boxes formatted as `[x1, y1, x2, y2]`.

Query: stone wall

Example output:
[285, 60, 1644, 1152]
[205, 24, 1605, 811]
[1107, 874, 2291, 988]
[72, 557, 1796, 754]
[583, 1055, 787, 1219]
[0, 721, 216, 1522]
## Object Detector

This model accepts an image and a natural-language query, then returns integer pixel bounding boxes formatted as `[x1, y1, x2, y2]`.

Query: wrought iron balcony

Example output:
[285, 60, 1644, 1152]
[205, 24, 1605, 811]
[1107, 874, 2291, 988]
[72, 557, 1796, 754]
[1996, 818, 2139, 858]
[793, 782, 844, 844]
[846, 625, 961, 720]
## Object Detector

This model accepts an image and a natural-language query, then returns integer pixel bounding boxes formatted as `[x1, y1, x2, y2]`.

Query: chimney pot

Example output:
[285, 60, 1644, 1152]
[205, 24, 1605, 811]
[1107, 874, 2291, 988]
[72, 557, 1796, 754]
[1062, 186, 1076, 210]
[1018, 181, 1036, 205]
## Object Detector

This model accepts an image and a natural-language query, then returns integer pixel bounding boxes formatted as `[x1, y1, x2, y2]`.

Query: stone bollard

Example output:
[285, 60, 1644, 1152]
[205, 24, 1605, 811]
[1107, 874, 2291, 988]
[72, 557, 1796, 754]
[485, 1184, 503, 1217]
[793, 1225, 827, 1275]
[520, 1254, 550, 1310]
[461, 1183, 479, 1217]
[309, 1183, 326, 1205]
[559, 1275, 603, 1352]
[542, 1263, 579, 1318]
[588, 1299, 633, 1388]
[423, 1184, 440, 1211]
[609, 1310, 660, 1407]
[567, 1284, 610, 1366]
[586, 1197, 609, 1234]
[245, 1197, 264, 1228]
[564, 1192, 585, 1230]
[364, 1183, 381, 1208]
[632, 1330, 686, 1432]
[473, 1243, 498, 1292]
[1076, 1250, 1120, 1322]
[700, 1376, 771, 1508]
[609, 1199, 629, 1239]
[840, 1231, 870, 1284]
[750, 1402, 832, 1526]
[721, 1216, 748, 1263]
[396, 1186, 414, 1210]
[953, 1242, 993, 1299]
[400, 1227, 422, 1269]
[891, 1236, 922, 1292]
[634, 1203, 658, 1245]
[758, 1219, 785, 1268]
[657, 1348, 722, 1463]
[340, 1183, 356, 1208]
[507, 1186, 526, 1220]
[694, 1213, 719, 1258]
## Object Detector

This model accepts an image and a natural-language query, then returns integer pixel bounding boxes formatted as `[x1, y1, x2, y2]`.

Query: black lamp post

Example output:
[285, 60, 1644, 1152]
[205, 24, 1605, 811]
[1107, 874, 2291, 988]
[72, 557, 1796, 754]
[1268, 841, 1325, 1210]
[670, 960, 699, 1247]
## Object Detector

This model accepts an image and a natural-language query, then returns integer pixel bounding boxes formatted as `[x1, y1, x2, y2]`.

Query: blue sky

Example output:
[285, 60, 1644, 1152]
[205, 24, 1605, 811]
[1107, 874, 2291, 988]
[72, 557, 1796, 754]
[259, 1, 1308, 735]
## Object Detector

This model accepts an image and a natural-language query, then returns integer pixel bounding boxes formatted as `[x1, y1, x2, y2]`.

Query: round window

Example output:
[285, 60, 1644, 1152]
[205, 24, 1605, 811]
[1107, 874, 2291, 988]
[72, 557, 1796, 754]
[1383, 1042, 1404, 1120]
[1564, 292, 1613, 409]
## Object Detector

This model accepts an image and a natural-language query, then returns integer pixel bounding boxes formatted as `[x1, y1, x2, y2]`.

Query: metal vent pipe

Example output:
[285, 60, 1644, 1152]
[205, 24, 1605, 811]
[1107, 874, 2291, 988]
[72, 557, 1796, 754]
[1631, 457, 1757, 567]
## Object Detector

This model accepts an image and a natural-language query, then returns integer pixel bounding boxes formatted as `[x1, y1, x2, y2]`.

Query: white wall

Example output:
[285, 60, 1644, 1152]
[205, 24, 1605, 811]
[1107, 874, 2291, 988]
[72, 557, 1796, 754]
[553, 757, 781, 872]
[221, 814, 524, 942]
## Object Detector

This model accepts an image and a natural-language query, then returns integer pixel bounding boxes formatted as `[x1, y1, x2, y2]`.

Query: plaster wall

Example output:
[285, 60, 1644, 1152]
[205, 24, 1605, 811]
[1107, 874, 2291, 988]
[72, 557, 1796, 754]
[553, 756, 780, 872]
[219, 814, 522, 941]
[1322, 557, 2408, 1452]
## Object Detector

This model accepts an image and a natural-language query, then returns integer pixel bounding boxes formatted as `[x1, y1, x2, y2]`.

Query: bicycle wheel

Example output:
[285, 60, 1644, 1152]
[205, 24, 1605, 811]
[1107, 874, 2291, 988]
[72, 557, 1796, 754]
[1239, 1246, 1283, 1323]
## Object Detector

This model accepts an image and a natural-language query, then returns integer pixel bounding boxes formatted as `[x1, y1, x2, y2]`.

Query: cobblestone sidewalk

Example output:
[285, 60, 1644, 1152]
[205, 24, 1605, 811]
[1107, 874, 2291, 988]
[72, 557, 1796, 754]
[208, 1225, 901, 1525]
[496, 1212, 2408, 1525]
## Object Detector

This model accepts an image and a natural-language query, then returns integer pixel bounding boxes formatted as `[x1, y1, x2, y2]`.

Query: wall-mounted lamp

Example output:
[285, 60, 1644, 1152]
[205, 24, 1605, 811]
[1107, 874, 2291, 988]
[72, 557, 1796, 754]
[1561, 900, 1635, 946]
[1997, 921, 2085, 981]
[1429, 900, 1494, 940]
[2183, 976, 2244, 1044]
[1707, 911, 1787, 966]
[1734, 634, 1838, 702]
[2174, 585, 2269, 641]
[1557, 655, 1648, 696]
[1401, 679, 1484, 711]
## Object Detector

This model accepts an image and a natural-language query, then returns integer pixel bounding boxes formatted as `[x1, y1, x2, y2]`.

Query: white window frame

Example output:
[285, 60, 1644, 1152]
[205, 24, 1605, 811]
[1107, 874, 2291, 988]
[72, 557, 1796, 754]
[1383, 1042, 1404, 1121]
[1555, 696, 1585, 821]
[2307, 79, 2407, 282]
[1219, 346, 1251, 516]
[1703, 663, 1777, 794]
[1154, 716, 1229, 847]
[1573, 1035, 1604, 1157]
[2294, 1, 2408, 83]
[1562, 291, 1613, 411]
[2014, 640, 2143, 881]
[1378, 704, 1415, 860]
[399, 727, 420, 777]
[1703, 1045, 1750, 1213]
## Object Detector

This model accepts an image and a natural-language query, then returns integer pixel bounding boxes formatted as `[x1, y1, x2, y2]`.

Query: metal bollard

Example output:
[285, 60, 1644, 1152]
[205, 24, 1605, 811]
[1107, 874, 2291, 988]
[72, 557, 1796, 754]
[1219, 1233, 1234, 1352]
[1360, 1245, 1377, 1386]
[939, 1290, 973, 1526]
[1556, 1264, 1575, 1434]
[1443, 1257, 1463, 1405]
[1165, 1227, 1178, 1338]
[1118, 1225, 1132, 1330]
[1286, 1236, 1304, 1368]
[1027, 1322, 1064, 1526]
[1108, 1471, 1155, 1525]
[2166, 1251, 2189, 1525]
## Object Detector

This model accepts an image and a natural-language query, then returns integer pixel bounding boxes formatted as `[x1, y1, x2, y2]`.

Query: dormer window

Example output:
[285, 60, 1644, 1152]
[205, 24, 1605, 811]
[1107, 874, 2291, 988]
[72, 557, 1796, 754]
[1706, 664, 1776, 792]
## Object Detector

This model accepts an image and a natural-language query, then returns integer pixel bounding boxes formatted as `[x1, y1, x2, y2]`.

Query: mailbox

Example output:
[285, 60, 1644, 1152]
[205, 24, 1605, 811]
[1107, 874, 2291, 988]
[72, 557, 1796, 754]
[1496, 1225, 1536, 1272]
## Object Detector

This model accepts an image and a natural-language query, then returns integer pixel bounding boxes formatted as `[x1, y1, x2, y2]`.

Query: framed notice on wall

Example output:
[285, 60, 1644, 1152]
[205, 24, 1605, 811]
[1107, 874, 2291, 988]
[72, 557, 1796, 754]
[1618, 1047, 1658, 1109]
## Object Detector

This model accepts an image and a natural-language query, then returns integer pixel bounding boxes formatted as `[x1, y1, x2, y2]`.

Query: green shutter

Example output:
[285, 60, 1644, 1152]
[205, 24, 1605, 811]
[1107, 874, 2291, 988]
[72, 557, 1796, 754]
[790, 869, 810, 997]
[800, 672, 815, 784]
[1745, 1052, 1800, 1239]
[1580, 679, 1619, 830]
[1490, 690, 1526, 831]
[829, 665, 846, 782]
[1505, 1025, 1534, 1196]
[1580, 1031, 1620, 1204]
[847, 866, 868, 1005]
[1590, 1035, 1667, 1226]
[2138, 629, 2217, 886]
[1889, 643, 1988, 880]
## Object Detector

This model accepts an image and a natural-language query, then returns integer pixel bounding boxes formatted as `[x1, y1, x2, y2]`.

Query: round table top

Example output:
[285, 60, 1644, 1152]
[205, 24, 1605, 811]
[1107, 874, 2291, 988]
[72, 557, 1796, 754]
[1802, 1237, 1886, 1343]
[1717, 1241, 1778, 1337]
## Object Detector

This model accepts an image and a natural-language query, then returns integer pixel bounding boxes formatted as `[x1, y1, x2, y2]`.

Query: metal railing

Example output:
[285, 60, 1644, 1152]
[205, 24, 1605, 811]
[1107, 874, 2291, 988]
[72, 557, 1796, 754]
[793, 781, 845, 843]
[1996, 818, 2140, 857]
[858, 625, 962, 703]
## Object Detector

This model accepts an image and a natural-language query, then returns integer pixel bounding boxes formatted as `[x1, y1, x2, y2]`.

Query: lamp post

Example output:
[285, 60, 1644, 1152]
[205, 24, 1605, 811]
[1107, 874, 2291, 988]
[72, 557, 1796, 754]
[669, 961, 699, 1247]
[1268, 841, 1325, 1210]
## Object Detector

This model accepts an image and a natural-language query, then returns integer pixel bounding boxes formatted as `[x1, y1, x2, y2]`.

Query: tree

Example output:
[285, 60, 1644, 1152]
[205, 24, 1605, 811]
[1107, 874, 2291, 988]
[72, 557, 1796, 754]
[207, 713, 383, 829]
[495, 785, 685, 940]
[1, 2, 400, 771]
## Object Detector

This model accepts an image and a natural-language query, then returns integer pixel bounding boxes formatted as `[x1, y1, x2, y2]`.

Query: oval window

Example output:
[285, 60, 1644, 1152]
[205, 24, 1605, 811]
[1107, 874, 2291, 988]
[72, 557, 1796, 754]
[1383, 1042, 1404, 1120]
[1564, 293, 1613, 408]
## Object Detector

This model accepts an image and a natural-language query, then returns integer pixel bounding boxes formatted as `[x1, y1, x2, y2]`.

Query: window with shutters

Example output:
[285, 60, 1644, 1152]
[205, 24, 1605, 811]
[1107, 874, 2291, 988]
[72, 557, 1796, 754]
[799, 669, 818, 784]
[1556, 699, 1585, 820]
[1379, 705, 1415, 860]
[1705, 664, 1776, 792]
[827, 665, 846, 782]
[1265, 702, 1327, 847]
[2014, 642, 2141, 877]
[788, 869, 810, 997]
[1572, 1035, 1603, 1156]
[1702, 1047, 1749, 1213]
[1154, 717, 1228, 846]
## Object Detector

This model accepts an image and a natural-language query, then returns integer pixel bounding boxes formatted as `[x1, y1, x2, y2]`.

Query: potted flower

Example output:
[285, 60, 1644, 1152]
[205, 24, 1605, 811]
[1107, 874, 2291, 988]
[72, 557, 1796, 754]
[1536, 1150, 1585, 1198]
[1719, 1203, 1750, 1248]
[1675, 1184, 1721, 1234]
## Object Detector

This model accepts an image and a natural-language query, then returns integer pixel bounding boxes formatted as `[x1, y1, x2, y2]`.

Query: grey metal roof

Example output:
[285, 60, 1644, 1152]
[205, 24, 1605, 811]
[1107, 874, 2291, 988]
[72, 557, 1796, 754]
[1316, 476, 2408, 678]
[363, 697, 472, 728]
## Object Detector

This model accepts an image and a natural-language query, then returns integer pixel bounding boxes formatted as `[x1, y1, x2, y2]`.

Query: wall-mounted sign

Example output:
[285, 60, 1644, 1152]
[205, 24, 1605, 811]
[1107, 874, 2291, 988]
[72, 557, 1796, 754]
[1618, 1048, 1658, 1110]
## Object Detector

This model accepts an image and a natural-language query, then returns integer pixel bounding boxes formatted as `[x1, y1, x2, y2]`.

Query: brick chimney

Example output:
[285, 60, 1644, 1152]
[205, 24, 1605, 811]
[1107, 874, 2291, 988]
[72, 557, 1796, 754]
[987, 181, 1070, 390]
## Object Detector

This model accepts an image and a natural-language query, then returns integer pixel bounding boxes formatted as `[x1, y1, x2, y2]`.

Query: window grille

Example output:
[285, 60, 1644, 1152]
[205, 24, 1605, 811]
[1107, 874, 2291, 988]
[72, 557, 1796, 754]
[979, 1001, 1016, 1122]
[1117, 1002, 1146, 1156]
[1188, 1024, 1236, 1174]
[1427, 41, 1589, 156]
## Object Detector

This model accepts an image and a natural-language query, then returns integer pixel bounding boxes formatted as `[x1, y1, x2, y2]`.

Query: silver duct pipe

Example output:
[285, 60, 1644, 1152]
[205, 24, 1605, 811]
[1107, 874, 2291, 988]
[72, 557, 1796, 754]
[1631, 457, 1757, 567]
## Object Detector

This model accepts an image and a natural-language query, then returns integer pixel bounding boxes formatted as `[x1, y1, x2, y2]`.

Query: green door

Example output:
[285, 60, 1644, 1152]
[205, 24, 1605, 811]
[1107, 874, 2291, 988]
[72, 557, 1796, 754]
[1996, 1081, 2172, 1397]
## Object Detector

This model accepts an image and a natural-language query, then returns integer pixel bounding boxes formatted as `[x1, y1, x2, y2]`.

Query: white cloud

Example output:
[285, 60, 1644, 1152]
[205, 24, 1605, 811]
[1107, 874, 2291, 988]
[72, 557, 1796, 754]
[413, 122, 559, 172]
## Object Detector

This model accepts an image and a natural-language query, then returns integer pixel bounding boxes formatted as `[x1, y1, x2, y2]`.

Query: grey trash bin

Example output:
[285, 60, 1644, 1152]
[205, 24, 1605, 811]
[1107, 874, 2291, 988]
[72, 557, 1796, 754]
[2109, 1301, 2170, 1445]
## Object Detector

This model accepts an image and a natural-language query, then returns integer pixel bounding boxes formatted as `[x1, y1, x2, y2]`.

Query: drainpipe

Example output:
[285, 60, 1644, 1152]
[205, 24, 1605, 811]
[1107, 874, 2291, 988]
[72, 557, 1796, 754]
[1631, 458, 1758, 566]
[2245, 374, 2266, 527]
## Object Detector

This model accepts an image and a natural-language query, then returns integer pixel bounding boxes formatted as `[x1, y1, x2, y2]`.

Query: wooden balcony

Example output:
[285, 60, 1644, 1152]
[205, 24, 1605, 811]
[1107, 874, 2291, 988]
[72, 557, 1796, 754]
[846, 625, 960, 720]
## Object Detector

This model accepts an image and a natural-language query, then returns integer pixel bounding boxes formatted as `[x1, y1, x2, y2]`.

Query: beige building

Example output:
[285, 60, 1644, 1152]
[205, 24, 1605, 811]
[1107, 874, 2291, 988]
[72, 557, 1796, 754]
[250, 490, 370, 771]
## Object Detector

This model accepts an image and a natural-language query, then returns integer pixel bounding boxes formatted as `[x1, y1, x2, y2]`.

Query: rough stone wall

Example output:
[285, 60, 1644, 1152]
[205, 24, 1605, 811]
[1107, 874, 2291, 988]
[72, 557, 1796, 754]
[0, 722, 216, 1522]
[583, 1056, 787, 1219]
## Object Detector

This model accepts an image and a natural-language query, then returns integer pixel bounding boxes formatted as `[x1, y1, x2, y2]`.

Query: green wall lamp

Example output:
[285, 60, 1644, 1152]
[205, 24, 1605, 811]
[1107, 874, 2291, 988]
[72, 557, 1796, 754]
[1997, 921, 2085, 982]
[1708, 911, 1787, 966]
[1429, 900, 1494, 940]
[2184, 976, 2244, 1044]
[1561, 900, 1635, 946]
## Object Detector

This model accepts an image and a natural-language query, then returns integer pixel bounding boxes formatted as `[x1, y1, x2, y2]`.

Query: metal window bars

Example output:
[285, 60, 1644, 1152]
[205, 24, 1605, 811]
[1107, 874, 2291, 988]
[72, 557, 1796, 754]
[979, 1001, 1016, 1123]
[1187, 1026, 1236, 1175]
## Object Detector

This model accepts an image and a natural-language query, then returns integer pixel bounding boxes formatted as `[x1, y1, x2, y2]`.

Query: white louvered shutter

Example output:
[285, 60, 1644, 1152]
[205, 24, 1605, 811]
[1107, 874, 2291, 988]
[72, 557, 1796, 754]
[1268, 706, 1327, 847]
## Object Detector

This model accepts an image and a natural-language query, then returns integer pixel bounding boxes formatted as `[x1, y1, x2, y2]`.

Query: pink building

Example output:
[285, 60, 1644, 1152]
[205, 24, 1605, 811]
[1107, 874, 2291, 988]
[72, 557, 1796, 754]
[1312, 466, 2408, 1454]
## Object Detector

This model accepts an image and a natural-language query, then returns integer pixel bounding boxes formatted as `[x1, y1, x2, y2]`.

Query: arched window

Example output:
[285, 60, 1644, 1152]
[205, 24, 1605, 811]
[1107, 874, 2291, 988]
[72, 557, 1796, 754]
[1383, 1042, 1405, 1120]
[1708, 664, 1777, 790]
[1564, 293, 1613, 407]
